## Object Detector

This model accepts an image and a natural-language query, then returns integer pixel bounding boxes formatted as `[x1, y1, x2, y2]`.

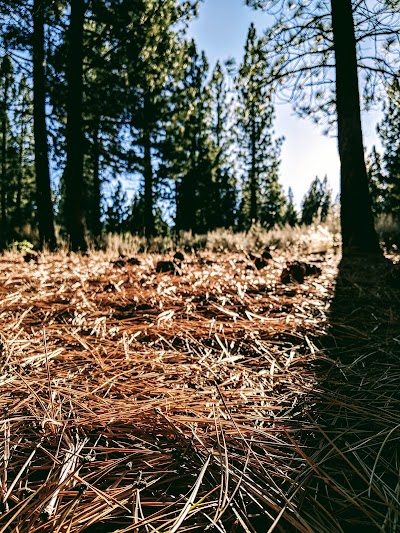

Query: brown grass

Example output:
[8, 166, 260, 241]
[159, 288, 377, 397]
[0, 249, 399, 532]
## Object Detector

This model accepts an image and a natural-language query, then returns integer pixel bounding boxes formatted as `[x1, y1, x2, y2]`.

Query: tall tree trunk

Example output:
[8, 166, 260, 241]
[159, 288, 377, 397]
[178, 144, 197, 232]
[331, 0, 381, 256]
[249, 110, 257, 224]
[143, 95, 155, 240]
[64, 0, 87, 252]
[0, 56, 10, 250]
[91, 113, 102, 239]
[176, 171, 195, 232]
[143, 129, 155, 239]
[15, 140, 23, 229]
[32, 0, 57, 251]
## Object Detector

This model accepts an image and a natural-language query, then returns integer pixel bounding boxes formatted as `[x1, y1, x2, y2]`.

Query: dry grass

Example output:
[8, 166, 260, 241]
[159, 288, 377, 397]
[97, 215, 341, 256]
[0, 248, 399, 532]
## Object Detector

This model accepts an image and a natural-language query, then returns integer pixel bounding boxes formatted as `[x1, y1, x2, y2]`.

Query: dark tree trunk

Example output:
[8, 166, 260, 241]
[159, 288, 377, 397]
[331, 0, 381, 256]
[143, 95, 155, 240]
[15, 142, 23, 228]
[64, 0, 87, 252]
[91, 114, 102, 238]
[249, 109, 257, 224]
[0, 56, 10, 250]
[143, 129, 155, 239]
[32, 0, 57, 251]
[177, 148, 197, 233]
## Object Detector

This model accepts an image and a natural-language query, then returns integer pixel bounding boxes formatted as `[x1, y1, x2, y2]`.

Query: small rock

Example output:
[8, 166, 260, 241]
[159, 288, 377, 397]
[112, 259, 126, 268]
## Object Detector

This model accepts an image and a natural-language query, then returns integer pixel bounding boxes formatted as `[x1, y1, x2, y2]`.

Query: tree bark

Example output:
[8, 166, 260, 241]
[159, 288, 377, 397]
[177, 142, 197, 233]
[64, 0, 87, 252]
[249, 106, 257, 224]
[0, 56, 11, 250]
[143, 129, 155, 239]
[143, 95, 155, 240]
[32, 0, 57, 251]
[15, 139, 23, 229]
[91, 113, 102, 238]
[331, 0, 381, 256]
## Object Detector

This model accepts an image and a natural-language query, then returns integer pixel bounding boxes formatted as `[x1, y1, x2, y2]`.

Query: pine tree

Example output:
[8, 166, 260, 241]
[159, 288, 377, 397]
[284, 187, 298, 227]
[236, 23, 284, 230]
[128, 192, 170, 237]
[0, 55, 12, 249]
[33, 0, 57, 250]
[64, 0, 88, 252]
[208, 61, 237, 228]
[366, 146, 387, 217]
[46, 1, 132, 241]
[245, 0, 400, 255]
[120, 0, 198, 239]
[301, 176, 331, 225]
[165, 40, 214, 233]
[377, 77, 400, 220]
[0, 1, 62, 249]
[105, 180, 129, 234]
[8, 75, 36, 238]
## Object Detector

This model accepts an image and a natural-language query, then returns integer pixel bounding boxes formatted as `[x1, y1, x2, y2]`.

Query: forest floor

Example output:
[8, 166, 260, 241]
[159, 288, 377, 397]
[0, 249, 399, 532]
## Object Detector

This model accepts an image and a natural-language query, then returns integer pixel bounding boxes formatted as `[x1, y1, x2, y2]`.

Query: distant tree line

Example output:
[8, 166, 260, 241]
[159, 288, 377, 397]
[0, 0, 398, 253]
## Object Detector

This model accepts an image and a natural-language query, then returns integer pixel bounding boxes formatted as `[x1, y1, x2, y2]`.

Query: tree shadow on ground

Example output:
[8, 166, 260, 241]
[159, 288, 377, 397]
[294, 255, 400, 532]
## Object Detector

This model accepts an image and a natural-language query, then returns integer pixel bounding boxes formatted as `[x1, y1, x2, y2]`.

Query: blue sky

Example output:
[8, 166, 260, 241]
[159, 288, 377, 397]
[189, 0, 382, 206]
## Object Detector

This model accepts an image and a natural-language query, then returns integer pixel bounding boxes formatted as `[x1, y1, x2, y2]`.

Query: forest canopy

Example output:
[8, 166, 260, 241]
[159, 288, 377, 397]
[0, 0, 398, 253]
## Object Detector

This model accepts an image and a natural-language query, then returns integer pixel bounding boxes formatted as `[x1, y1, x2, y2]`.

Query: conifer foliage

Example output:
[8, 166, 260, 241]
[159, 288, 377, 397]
[378, 77, 400, 220]
[236, 23, 285, 230]
[301, 176, 331, 226]
[245, 0, 400, 255]
[0, 1, 397, 249]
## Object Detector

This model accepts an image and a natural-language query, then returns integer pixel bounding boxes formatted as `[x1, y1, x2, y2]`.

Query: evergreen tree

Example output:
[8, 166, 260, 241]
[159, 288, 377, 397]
[119, 0, 198, 239]
[236, 23, 284, 230]
[377, 77, 400, 219]
[245, 0, 400, 255]
[165, 40, 214, 233]
[163, 43, 238, 234]
[105, 180, 129, 233]
[33, 0, 57, 250]
[284, 187, 298, 227]
[64, 0, 87, 252]
[208, 61, 237, 228]
[301, 176, 331, 225]
[0, 1, 62, 248]
[46, 1, 132, 241]
[0, 52, 37, 244]
[8, 76, 36, 238]
[0, 55, 12, 249]
[366, 146, 387, 217]
[129, 192, 170, 237]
